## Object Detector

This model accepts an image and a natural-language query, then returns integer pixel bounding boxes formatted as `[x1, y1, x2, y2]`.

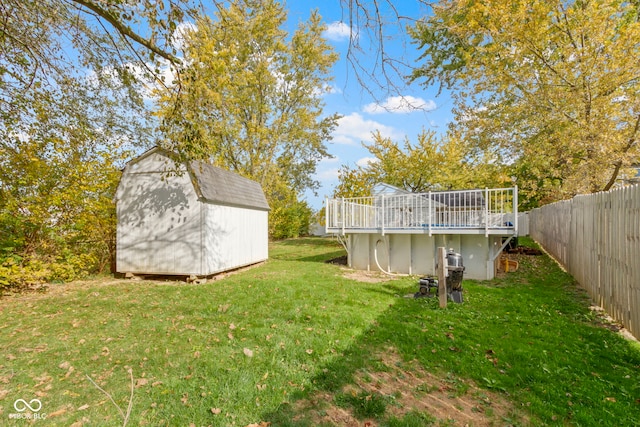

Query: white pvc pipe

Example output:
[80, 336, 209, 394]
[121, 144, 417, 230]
[374, 238, 410, 277]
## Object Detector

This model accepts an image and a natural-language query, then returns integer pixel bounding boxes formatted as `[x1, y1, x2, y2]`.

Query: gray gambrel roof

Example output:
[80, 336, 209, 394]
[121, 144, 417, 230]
[127, 147, 270, 211]
[188, 160, 270, 211]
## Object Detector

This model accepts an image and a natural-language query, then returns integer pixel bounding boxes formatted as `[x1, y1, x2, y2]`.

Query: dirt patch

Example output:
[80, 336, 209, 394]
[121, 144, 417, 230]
[1, 262, 266, 302]
[0, 277, 124, 301]
[294, 348, 525, 426]
[506, 246, 543, 256]
[341, 268, 401, 283]
[589, 305, 639, 342]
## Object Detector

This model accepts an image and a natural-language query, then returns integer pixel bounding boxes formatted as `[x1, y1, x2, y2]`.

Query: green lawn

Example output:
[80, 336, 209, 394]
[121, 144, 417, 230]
[0, 237, 638, 426]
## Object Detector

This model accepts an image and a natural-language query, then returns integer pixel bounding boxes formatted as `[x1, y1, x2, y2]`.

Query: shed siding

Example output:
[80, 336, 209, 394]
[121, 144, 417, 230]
[116, 149, 269, 276]
[202, 204, 268, 275]
[116, 154, 204, 275]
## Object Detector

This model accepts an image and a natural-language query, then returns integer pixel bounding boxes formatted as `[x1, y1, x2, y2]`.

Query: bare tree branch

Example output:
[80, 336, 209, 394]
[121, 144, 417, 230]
[69, 0, 181, 63]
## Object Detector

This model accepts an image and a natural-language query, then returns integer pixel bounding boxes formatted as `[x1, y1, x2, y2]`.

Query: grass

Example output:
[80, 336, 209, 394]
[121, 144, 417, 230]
[0, 237, 638, 426]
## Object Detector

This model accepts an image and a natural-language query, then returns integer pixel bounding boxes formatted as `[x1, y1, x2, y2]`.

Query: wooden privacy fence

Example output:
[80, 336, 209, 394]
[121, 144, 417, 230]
[529, 185, 640, 339]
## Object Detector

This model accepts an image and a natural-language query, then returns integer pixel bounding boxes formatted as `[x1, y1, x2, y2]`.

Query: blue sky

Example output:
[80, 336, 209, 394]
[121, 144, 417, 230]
[284, 1, 455, 209]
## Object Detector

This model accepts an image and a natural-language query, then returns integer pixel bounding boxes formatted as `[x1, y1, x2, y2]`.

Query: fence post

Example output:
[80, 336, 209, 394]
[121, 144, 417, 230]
[438, 247, 447, 308]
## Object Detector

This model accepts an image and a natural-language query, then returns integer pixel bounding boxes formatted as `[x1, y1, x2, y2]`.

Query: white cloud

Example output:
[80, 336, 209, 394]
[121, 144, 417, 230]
[317, 167, 341, 181]
[324, 84, 342, 95]
[363, 95, 437, 114]
[356, 156, 379, 167]
[332, 112, 399, 145]
[319, 156, 340, 165]
[171, 22, 197, 51]
[323, 22, 353, 42]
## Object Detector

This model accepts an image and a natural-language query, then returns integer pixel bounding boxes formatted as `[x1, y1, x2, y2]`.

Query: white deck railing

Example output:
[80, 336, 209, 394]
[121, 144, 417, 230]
[325, 187, 518, 236]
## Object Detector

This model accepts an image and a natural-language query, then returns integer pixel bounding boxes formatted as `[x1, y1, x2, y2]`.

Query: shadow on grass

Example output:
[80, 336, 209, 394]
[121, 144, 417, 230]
[260, 242, 640, 426]
[274, 237, 336, 246]
[270, 237, 346, 263]
[270, 249, 347, 263]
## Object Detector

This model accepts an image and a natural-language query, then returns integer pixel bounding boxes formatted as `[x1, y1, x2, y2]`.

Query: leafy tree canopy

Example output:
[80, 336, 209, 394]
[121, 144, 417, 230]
[1, 0, 200, 284]
[156, 0, 340, 238]
[410, 0, 640, 205]
[333, 130, 510, 199]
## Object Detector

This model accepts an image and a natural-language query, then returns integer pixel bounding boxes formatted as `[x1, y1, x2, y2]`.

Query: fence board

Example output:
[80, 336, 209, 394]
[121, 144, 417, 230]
[529, 185, 640, 340]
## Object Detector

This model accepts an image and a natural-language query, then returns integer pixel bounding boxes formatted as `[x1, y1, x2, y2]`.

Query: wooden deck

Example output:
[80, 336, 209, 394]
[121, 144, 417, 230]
[325, 187, 518, 236]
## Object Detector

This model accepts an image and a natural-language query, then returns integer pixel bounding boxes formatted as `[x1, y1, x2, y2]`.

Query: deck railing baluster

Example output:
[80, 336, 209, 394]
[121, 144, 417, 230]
[325, 188, 517, 235]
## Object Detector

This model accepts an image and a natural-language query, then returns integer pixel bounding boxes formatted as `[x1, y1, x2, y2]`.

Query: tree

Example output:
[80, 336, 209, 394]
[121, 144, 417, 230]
[0, 0, 199, 285]
[156, 0, 339, 238]
[333, 130, 509, 198]
[410, 0, 640, 205]
[0, 76, 135, 286]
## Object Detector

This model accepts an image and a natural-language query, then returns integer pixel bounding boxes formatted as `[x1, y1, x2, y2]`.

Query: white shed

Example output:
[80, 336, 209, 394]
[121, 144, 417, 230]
[115, 147, 270, 276]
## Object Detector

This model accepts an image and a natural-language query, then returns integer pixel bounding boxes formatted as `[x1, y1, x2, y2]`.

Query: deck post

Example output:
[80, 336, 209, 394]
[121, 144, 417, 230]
[428, 192, 432, 236]
[341, 197, 345, 235]
[437, 247, 447, 308]
[381, 194, 385, 236]
[325, 197, 329, 234]
[485, 187, 489, 237]
[513, 185, 518, 236]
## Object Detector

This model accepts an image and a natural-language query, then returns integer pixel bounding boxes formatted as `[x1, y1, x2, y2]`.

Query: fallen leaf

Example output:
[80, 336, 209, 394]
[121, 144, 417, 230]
[228, 333, 234, 340]
[211, 408, 222, 415]
[135, 378, 149, 388]
[193, 351, 201, 359]
[181, 393, 189, 405]
[229, 323, 237, 330]
[243, 348, 254, 358]
[48, 408, 67, 417]
[305, 349, 313, 354]
[605, 397, 616, 402]
[59, 361, 71, 370]
[77, 404, 90, 411]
